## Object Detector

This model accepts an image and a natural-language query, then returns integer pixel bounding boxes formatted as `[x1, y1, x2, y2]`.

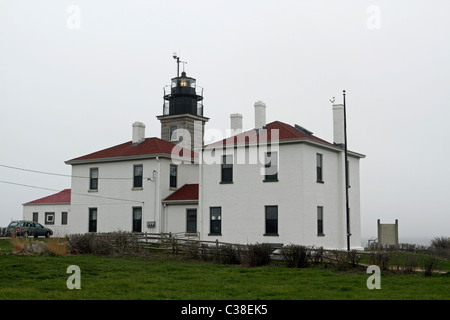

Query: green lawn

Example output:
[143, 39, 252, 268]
[0, 239, 450, 300]
[0, 240, 449, 300]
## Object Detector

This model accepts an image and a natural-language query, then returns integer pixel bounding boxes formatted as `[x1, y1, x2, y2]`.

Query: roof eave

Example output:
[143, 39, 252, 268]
[65, 153, 198, 165]
[162, 200, 199, 205]
[203, 137, 365, 158]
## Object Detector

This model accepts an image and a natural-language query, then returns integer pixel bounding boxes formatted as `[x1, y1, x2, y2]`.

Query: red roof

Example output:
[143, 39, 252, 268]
[163, 184, 199, 202]
[24, 189, 71, 205]
[67, 137, 197, 163]
[208, 121, 332, 147]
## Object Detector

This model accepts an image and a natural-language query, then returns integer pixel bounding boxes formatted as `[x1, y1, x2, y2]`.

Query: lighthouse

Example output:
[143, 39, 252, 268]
[157, 55, 209, 152]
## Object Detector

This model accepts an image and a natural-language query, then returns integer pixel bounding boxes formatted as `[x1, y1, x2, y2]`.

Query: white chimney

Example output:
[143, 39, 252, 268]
[254, 100, 266, 130]
[332, 104, 345, 145]
[230, 113, 243, 134]
[132, 122, 146, 145]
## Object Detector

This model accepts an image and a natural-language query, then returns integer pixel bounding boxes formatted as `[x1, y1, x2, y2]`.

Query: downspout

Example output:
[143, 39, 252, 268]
[156, 157, 161, 233]
[198, 149, 203, 239]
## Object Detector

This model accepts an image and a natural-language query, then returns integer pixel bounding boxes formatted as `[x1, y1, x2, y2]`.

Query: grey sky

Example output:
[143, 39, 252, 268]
[1, 0, 449, 243]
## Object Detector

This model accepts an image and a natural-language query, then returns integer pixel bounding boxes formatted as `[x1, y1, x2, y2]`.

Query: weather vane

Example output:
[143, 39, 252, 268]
[173, 52, 187, 77]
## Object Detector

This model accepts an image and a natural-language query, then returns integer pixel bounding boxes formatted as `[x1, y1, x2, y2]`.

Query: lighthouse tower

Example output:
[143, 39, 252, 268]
[157, 55, 209, 152]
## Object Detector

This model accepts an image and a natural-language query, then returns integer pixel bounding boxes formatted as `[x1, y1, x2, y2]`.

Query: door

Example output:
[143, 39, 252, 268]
[186, 209, 197, 233]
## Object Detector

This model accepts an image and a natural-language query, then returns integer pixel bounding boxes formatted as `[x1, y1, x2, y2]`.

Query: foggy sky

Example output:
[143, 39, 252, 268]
[1, 0, 449, 243]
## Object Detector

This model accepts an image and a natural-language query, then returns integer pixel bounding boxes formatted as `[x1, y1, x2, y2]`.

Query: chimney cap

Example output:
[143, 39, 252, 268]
[254, 100, 266, 107]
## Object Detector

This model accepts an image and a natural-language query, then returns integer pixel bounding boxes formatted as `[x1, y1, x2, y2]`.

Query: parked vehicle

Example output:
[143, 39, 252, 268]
[5, 220, 53, 238]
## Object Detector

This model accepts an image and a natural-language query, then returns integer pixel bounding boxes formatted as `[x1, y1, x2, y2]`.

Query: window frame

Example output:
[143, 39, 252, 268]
[132, 207, 142, 233]
[170, 125, 178, 141]
[264, 151, 278, 182]
[209, 207, 222, 235]
[88, 208, 97, 233]
[264, 205, 278, 236]
[133, 164, 143, 189]
[90, 167, 99, 190]
[220, 154, 233, 183]
[317, 206, 325, 236]
[316, 153, 324, 183]
[170, 164, 177, 189]
[45, 212, 55, 225]
[61, 212, 68, 225]
[186, 209, 197, 234]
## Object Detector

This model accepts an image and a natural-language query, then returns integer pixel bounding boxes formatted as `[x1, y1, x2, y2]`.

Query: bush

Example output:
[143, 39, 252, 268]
[245, 243, 272, 267]
[368, 251, 391, 271]
[310, 247, 325, 264]
[281, 245, 310, 268]
[422, 254, 441, 277]
[398, 252, 421, 274]
[67, 232, 142, 256]
[333, 250, 361, 271]
[213, 243, 242, 265]
[430, 236, 450, 259]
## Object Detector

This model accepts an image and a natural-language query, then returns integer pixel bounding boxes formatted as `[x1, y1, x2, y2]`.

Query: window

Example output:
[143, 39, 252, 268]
[186, 209, 197, 233]
[32, 212, 38, 222]
[317, 206, 324, 236]
[89, 208, 97, 232]
[316, 153, 323, 183]
[90, 168, 99, 190]
[170, 165, 177, 188]
[45, 212, 55, 225]
[132, 207, 142, 233]
[210, 207, 222, 235]
[265, 206, 278, 235]
[221, 155, 233, 183]
[133, 165, 143, 188]
[61, 212, 68, 225]
[264, 151, 278, 181]
[170, 126, 178, 141]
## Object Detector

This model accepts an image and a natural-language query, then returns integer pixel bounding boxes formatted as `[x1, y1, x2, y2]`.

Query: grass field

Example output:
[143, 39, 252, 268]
[0, 239, 449, 300]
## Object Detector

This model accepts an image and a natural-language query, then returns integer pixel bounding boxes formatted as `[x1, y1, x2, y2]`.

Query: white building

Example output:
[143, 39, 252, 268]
[23, 68, 365, 250]
[23, 189, 71, 237]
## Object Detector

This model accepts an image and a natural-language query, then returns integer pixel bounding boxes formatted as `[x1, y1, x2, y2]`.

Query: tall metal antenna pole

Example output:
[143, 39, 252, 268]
[343, 89, 351, 251]
[176, 57, 180, 78]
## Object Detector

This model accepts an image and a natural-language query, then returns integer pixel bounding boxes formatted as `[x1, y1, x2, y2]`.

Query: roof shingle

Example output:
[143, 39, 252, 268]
[24, 189, 71, 205]
[163, 184, 199, 202]
[67, 137, 197, 163]
[207, 121, 333, 147]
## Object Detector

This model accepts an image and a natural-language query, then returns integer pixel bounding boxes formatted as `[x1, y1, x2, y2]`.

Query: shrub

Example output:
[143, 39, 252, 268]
[213, 243, 242, 265]
[67, 232, 142, 256]
[310, 246, 325, 264]
[245, 243, 272, 267]
[422, 253, 441, 277]
[185, 241, 200, 259]
[47, 238, 68, 256]
[281, 245, 310, 268]
[333, 250, 361, 271]
[398, 252, 421, 274]
[368, 251, 391, 271]
[430, 236, 450, 259]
